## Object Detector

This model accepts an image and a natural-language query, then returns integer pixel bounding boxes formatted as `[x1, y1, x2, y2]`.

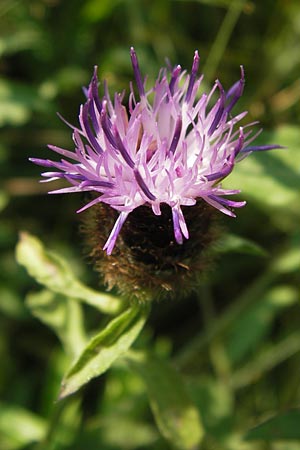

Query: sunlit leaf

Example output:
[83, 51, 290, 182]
[245, 408, 300, 440]
[100, 416, 158, 449]
[26, 290, 87, 358]
[216, 233, 268, 257]
[59, 304, 149, 399]
[226, 126, 300, 218]
[231, 331, 300, 389]
[0, 78, 50, 126]
[126, 351, 204, 450]
[82, 0, 121, 22]
[0, 402, 46, 450]
[0, 287, 26, 319]
[16, 232, 121, 315]
[0, 28, 41, 57]
[186, 375, 234, 438]
[226, 285, 298, 365]
[272, 244, 300, 274]
[45, 397, 82, 448]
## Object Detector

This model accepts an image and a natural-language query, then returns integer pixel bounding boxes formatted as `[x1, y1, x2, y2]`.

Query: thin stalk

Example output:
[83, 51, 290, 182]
[34, 396, 80, 450]
[174, 268, 275, 369]
[174, 241, 300, 369]
[198, 285, 232, 380]
[230, 332, 300, 390]
[203, 0, 247, 81]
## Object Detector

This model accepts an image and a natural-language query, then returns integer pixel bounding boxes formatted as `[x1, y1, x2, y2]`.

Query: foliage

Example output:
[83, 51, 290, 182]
[1, 0, 300, 449]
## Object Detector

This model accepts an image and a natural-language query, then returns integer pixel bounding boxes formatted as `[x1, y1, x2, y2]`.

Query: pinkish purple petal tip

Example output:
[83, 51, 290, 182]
[31, 48, 281, 254]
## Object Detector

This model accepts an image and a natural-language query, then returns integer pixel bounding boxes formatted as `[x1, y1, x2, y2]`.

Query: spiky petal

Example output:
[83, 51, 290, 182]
[30, 49, 281, 255]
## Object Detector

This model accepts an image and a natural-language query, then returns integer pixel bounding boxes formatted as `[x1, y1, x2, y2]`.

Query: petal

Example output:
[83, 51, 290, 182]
[103, 211, 129, 255]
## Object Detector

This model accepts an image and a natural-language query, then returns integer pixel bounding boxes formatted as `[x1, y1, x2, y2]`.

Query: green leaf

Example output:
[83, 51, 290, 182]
[126, 351, 204, 450]
[42, 397, 82, 449]
[225, 125, 300, 218]
[82, 0, 121, 22]
[16, 232, 121, 315]
[272, 245, 300, 274]
[0, 190, 9, 212]
[231, 331, 300, 389]
[216, 233, 268, 257]
[192, 0, 238, 6]
[226, 285, 298, 365]
[245, 408, 300, 440]
[0, 287, 26, 319]
[186, 376, 233, 438]
[98, 416, 159, 449]
[0, 28, 41, 57]
[59, 304, 149, 399]
[26, 290, 87, 359]
[0, 402, 46, 450]
[0, 78, 50, 126]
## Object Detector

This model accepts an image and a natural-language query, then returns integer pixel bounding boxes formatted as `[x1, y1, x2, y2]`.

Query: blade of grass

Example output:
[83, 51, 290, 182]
[230, 332, 300, 390]
[203, 0, 247, 81]
[174, 244, 300, 369]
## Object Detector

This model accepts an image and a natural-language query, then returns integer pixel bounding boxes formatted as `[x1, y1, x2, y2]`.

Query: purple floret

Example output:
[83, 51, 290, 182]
[30, 48, 282, 254]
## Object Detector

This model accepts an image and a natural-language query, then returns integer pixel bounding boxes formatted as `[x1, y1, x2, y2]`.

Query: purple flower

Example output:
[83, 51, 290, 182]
[31, 48, 281, 255]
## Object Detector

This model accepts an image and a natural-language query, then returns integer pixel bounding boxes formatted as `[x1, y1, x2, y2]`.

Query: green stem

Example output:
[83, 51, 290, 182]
[174, 268, 276, 369]
[198, 285, 232, 380]
[203, 0, 247, 81]
[34, 396, 80, 450]
[174, 241, 299, 368]
[230, 332, 300, 390]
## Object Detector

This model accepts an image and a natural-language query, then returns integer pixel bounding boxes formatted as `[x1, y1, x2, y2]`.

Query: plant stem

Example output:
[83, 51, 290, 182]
[203, 0, 247, 81]
[230, 332, 300, 390]
[174, 268, 275, 369]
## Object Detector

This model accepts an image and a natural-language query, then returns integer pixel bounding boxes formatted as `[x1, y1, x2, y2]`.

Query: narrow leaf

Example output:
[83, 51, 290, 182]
[245, 409, 300, 441]
[226, 285, 298, 365]
[98, 416, 159, 448]
[16, 232, 121, 314]
[226, 125, 300, 212]
[217, 233, 268, 257]
[26, 290, 87, 358]
[0, 402, 46, 449]
[231, 332, 300, 389]
[60, 304, 149, 399]
[126, 351, 204, 450]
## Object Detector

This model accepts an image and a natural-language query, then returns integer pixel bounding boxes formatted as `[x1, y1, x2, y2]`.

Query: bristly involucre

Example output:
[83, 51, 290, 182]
[30, 48, 281, 300]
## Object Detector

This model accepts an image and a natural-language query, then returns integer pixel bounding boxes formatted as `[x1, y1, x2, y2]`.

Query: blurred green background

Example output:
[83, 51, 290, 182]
[1, 0, 300, 449]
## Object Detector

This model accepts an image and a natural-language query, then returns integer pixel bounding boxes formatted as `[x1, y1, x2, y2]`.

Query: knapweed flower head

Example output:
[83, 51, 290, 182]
[31, 48, 280, 301]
